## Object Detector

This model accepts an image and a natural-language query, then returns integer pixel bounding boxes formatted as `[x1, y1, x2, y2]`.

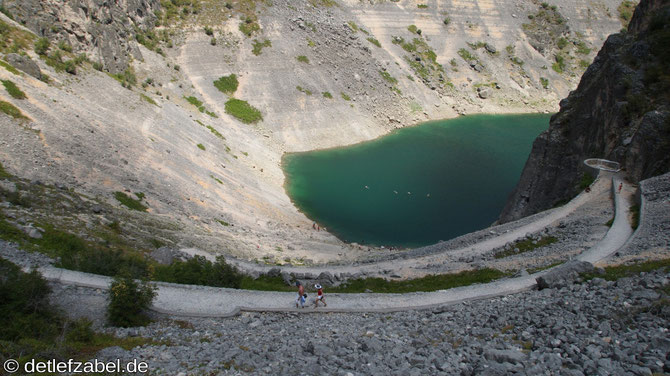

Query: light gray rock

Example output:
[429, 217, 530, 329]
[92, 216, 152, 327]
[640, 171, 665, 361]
[536, 260, 594, 289]
[4, 53, 41, 79]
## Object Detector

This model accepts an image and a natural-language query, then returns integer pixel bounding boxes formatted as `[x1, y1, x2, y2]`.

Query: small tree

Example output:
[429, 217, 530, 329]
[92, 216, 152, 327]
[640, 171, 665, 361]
[107, 276, 156, 327]
[34, 37, 50, 56]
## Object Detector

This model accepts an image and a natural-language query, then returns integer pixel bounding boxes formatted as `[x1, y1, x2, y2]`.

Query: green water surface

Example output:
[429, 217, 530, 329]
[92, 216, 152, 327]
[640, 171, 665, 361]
[283, 113, 550, 248]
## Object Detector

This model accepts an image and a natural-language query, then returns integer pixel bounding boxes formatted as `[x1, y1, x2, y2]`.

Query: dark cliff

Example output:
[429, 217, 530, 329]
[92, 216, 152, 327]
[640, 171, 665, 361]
[2, 0, 160, 74]
[499, 0, 670, 223]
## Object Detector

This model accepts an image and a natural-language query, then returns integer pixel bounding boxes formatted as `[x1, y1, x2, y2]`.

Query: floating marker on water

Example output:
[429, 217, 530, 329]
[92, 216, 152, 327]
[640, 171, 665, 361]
[364, 185, 369, 189]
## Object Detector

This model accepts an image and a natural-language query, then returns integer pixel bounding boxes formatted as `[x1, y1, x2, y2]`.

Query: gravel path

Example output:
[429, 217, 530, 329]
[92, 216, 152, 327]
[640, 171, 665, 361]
[7, 175, 638, 318]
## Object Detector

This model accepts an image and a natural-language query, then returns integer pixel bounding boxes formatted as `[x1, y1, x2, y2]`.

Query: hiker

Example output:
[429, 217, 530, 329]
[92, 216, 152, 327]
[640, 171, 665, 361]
[618, 182, 623, 193]
[295, 281, 305, 308]
[314, 284, 327, 308]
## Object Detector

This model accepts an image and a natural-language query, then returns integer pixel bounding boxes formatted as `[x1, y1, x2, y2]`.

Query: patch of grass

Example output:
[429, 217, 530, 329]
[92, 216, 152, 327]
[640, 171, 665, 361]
[204, 26, 214, 36]
[552, 53, 566, 73]
[239, 16, 260, 37]
[114, 191, 148, 212]
[540, 77, 549, 89]
[0, 161, 10, 178]
[207, 125, 225, 140]
[109, 68, 137, 88]
[510, 56, 524, 66]
[0, 100, 27, 120]
[1, 79, 26, 99]
[578, 172, 595, 190]
[213, 74, 239, 95]
[581, 259, 670, 281]
[211, 175, 223, 184]
[184, 95, 204, 107]
[605, 217, 614, 227]
[197, 143, 206, 151]
[494, 236, 558, 259]
[407, 24, 419, 34]
[0, 60, 20, 75]
[468, 41, 487, 50]
[630, 204, 640, 229]
[575, 40, 591, 55]
[557, 37, 568, 49]
[417, 4, 428, 8]
[309, 0, 338, 7]
[296, 85, 313, 95]
[347, 21, 359, 32]
[322, 91, 333, 99]
[331, 268, 510, 293]
[527, 261, 563, 274]
[618, 0, 637, 28]
[379, 70, 398, 84]
[252, 39, 271, 55]
[224, 98, 262, 124]
[340, 92, 351, 101]
[458, 48, 477, 62]
[366, 37, 381, 48]
[579, 59, 591, 68]
[443, 17, 451, 25]
[216, 219, 231, 226]
[296, 55, 310, 64]
[140, 94, 158, 106]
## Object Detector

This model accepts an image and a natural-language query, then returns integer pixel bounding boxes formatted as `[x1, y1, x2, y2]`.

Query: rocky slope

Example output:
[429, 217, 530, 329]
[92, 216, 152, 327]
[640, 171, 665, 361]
[0, 0, 625, 263]
[500, 0, 670, 223]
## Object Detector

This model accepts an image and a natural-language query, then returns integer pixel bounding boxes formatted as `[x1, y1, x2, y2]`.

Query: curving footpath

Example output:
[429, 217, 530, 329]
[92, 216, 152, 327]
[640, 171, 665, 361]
[28, 176, 635, 317]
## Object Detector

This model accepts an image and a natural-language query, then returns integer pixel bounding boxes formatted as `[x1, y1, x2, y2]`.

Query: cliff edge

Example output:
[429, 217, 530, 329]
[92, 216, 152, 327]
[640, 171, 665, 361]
[500, 0, 670, 223]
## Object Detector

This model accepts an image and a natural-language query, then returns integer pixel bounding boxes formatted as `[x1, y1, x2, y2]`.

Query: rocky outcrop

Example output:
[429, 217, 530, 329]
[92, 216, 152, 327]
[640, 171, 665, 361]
[4, 53, 42, 79]
[2, 0, 159, 74]
[500, 0, 670, 223]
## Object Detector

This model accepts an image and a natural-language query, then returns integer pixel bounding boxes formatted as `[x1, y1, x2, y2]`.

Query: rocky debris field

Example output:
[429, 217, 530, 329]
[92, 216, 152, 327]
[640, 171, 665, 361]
[88, 269, 670, 376]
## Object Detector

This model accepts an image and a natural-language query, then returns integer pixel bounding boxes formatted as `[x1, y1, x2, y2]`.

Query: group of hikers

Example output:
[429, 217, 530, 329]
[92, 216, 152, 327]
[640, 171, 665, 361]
[295, 281, 327, 309]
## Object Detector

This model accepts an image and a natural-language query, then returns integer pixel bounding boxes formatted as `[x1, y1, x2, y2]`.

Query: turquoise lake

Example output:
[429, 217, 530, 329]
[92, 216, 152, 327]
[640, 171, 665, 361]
[283, 113, 551, 248]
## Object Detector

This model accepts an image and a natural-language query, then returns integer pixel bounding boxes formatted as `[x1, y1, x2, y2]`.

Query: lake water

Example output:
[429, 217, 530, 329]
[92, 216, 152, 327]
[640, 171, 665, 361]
[283, 114, 550, 248]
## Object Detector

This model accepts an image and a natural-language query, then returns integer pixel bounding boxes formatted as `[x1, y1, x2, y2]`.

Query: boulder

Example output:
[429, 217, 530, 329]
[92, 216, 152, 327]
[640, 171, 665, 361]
[4, 53, 41, 79]
[478, 87, 492, 99]
[536, 260, 594, 289]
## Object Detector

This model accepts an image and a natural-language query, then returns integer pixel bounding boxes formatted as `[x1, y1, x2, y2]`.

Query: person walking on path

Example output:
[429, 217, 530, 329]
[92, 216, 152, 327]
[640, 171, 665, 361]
[295, 282, 305, 308]
[618, 182, 623, 193]
[314, 284, 327, 308]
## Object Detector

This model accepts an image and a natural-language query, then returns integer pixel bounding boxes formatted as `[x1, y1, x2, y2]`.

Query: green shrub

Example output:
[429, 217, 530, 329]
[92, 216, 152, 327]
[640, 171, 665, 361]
[58, 40, 73, 52]
[340, 92, 351, 101]
[379, 70, 398, 84]
[92, 61, 103, 71]
[152, 255, 243, 288]
[207, 125, 225, 139]
[197, 143, 206, 150]
[204, 26, 214, 36]
[252, 39, 271, 55]
[213, 74, 239, 94]
[140, 94, 158, 106]
[443, 17, 451, 25]
[0, 161, 10, 178]
[322, 91, 333, 99]
[296, 55, 309, 63]
[618, 0, 636, 27]
[407, 24, 418, 34]
[0, 258, 57, 341]
[557, 37, 568, 49]
[0, 100, 27, 119]
[1, 79, 26, 99]
[184, 95, 204, 107]
[575, 40, 591, 55]
[114, 191, 148, 212]
[34, 37, 49, 55]
[366, 37, 381, 48]
[296, 85, 312, 95]
[458, 48, 476, 62]
[224, 98, 262, 124]
[210, 37, 217, 45]
[107, 276, 156, 327]
[417, 4, 428, 8]
[540, 77, 549, 89]
[239, 16, 260, 36]
[552, 53, 566, 73]
[494, 236, 558, 259]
